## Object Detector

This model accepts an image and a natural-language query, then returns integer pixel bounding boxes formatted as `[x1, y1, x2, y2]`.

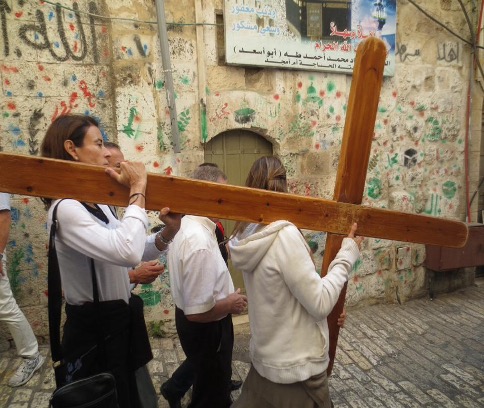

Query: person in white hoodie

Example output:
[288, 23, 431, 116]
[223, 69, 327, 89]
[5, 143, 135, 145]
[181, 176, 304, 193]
[229, 156, 362, 408]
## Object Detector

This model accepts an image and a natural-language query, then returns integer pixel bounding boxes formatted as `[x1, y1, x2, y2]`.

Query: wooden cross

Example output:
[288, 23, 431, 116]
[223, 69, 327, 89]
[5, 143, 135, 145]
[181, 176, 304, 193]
[0, 38, 467, 377]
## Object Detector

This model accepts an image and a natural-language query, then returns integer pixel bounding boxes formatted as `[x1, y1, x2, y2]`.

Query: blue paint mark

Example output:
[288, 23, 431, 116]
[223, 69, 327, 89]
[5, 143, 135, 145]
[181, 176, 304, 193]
[72, 74, 77, 82]
[54, 41, 60, 48]
[84, 110, 91, 116]
[10, 209, 20, 223]
[34, 33, 39, 41]
[127, 49, 133, 56]
[75, 33, 79, 40]
[143, 44, 148, 54]
[23, 208, 33, 219]
[48, 11, 55, 21]
[15, 140, 26, 147]
[6, 91, 12, 96]
[8, 124, 21, 137]
[37, 92, 43, 97]
[25, 244, 34, 264]
[97, 90, 106, 98]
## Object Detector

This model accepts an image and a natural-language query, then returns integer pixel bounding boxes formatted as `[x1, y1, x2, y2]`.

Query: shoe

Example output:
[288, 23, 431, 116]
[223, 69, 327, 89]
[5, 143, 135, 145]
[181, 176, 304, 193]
[8, 353, 45, 387]
[230, 379, 243, 391]
[160, 381, 182, 408]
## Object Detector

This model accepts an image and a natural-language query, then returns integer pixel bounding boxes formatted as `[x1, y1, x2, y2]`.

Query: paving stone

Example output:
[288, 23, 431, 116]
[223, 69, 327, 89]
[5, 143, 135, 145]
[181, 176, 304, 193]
[0, 281, 482, 407]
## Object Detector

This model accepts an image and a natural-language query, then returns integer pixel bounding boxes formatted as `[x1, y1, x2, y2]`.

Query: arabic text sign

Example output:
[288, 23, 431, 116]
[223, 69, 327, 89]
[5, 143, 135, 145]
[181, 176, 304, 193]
[224, 0, 396, 76]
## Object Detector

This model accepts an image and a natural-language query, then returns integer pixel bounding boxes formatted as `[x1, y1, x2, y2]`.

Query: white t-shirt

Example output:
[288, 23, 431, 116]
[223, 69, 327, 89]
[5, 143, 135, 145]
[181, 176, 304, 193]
[48, 199, 163, 305]
[167, 215, 234, 316]
[0, 193, 10, 211]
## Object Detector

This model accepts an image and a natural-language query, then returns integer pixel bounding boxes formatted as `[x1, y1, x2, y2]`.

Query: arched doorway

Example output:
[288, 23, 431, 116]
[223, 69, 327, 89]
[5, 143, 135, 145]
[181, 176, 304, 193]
[204, 129, 273, 289]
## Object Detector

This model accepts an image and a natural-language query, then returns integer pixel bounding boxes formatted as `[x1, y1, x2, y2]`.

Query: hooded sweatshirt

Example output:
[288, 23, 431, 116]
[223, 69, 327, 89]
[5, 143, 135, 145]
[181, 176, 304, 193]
[229, 221, 360, 384]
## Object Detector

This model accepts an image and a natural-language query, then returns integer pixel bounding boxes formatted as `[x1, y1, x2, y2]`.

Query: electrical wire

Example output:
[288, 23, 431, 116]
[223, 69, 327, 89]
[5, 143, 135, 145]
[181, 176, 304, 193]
[406, 0, 483, 49]
[39, 0, 221, 26]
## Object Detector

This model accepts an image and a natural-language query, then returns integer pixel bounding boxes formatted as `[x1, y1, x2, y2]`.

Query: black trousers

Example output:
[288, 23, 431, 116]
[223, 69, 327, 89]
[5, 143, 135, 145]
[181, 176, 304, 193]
[172, 307, 234, 408]
[62, 296, 152, 408]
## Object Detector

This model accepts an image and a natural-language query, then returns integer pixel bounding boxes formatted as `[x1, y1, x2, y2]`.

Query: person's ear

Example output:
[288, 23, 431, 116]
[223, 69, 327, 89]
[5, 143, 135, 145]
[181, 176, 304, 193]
[64, 140, 79, 161]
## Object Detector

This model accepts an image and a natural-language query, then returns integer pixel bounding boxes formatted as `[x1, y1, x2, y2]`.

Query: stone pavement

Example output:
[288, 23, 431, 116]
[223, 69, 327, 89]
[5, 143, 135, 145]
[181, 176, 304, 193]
[0, 279, 483, 407]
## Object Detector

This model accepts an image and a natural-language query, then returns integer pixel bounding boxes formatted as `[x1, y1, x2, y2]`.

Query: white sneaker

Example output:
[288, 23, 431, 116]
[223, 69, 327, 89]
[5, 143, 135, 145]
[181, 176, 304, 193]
[8, 353, 45, 387]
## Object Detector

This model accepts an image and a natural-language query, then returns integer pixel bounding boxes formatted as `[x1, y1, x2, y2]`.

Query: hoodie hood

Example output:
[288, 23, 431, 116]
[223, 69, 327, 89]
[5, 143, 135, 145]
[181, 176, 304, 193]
[229, 220, 294, 274]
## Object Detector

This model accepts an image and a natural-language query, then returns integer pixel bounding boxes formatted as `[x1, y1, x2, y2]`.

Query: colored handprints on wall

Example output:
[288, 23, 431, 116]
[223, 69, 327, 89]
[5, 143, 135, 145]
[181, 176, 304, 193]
[123, 107, 141, 138]
[425, 117, 442, 142]
[367, 177, 383, 199]
[178, 109, 191, 132]
[442, 181, 457, 199]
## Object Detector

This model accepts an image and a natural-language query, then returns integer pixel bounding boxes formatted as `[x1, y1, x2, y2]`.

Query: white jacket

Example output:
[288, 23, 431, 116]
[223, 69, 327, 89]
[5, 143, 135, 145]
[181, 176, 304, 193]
[229, 221, 360, 384]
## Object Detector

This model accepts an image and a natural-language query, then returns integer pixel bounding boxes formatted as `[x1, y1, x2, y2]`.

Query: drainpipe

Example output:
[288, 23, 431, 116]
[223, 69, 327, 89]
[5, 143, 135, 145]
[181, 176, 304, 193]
[154, 0, 181, 153]
[195, 1, 209, 144]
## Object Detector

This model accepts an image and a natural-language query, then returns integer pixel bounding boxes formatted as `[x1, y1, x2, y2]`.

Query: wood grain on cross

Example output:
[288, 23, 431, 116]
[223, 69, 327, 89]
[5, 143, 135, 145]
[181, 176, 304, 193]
[321, 36, 386, 376]
[0, 39, 468, 378]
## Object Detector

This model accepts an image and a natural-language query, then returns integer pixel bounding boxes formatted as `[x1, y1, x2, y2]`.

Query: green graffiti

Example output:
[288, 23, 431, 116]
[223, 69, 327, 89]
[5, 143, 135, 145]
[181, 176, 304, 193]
[352, 258, 362, 272]
[123, 107, 139, 138]
[329, 106, 334, 114]
[180, 76, 191, 85]
[201, 106, 208, 143]
[367, 178, 383, 199]
[8, 248, 24, 298]
[178, 109, 191, 132]
[296, 92, 302, 103]
[155, 80, 164, 90]
[387, 153, 398, 168]
[425, 117, 442, 142]
[303, 82, 323, 107]
[424, 193, 442, 216]
[327, 81, 336, 92]
[378, 107, 387, 113]
[147, 320, 167, 338]
[234, 108, 256, 124]
[138, 284, 161, 307]
[157, 124, 168, 151]
[289, 115, 314, 138]
[416, 104, 427, 112]
[442, 181, 457, 199]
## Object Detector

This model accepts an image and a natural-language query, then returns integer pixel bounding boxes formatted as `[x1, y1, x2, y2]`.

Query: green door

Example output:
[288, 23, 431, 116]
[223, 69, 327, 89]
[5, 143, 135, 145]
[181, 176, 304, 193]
[204, 130, 273, 290]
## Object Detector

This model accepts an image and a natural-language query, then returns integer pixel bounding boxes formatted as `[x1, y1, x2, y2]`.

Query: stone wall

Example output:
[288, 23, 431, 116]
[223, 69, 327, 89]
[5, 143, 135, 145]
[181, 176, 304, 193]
[0, 0, 480, 339]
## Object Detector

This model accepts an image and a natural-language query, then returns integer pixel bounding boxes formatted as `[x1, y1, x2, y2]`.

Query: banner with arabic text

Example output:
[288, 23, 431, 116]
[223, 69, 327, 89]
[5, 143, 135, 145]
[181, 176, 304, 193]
[225, 0, 396, 76]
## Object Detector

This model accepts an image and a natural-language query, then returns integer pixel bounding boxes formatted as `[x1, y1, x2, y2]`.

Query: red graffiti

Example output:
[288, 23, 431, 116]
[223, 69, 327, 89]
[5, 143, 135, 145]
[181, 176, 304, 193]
[273, 94, 280, 101]
[79, 80, 96, 108]
[38, 64, 45, 71]
[135, 144, 144, 152]
[7, 102, 16, 110]
[51, 92, 79, 122]
[2, 65, 19, 73]
[15, 11, 23, 18]
[163, 166, 173, 176]
[153, 161, 160, 168]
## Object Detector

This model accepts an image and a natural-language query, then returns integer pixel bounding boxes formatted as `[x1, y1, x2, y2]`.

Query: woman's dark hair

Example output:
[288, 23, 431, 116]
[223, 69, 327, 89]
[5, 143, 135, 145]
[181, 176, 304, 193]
[40, 114, 99, 161]
[40, 114, 99, 207]
[232, 156, 287, 237]
[245, 156, 287, 193]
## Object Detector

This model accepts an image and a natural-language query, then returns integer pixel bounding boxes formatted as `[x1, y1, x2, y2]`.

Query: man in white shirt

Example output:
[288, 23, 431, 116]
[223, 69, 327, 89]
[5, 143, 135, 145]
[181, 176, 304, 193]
[0, 193, 44, 387]
[161, 166, 247, 408]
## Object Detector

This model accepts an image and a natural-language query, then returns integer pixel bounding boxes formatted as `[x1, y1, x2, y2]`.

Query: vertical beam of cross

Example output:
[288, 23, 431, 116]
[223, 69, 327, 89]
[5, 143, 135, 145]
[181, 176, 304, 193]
[321, 37, 387, 376]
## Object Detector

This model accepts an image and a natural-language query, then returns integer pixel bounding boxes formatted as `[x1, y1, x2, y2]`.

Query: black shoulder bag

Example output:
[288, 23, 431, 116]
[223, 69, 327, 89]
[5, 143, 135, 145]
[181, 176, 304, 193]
[48, 200, 119, 408]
